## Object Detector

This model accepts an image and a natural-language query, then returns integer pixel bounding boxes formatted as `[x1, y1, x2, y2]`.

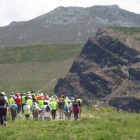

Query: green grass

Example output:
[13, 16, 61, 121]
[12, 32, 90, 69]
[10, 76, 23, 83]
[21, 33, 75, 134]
[109, 27, 140, 41]
[0, 43, 84, 64]
[0, 43, 84, 94]
[1, 107, 140, 140]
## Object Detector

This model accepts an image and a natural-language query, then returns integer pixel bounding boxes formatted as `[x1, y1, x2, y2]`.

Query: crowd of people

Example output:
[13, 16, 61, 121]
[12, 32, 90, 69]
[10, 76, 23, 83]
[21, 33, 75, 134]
[0, 91, 83, 126]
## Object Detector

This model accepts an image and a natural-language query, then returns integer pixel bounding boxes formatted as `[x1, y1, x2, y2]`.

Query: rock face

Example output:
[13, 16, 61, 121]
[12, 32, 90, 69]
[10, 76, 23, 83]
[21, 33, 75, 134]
[54, 28, 140, 112]
[1, 5, 140, 46]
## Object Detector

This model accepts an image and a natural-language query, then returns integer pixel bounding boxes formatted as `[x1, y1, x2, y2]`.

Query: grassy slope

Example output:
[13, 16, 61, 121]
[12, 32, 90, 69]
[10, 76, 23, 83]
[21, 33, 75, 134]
[0, 43, 84, 94]
[109, 27, 140, 41]
[0, 107, 140, 140]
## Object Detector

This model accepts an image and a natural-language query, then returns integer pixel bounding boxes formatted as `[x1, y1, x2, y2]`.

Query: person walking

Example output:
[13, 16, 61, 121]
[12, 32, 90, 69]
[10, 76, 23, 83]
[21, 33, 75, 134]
[10, 101, 17, 121]
[51, 99, 58, 120]
[9, 95, 14, 106]
[58, 98, 65, 119]
[42, 101, 51, 120]
[27, 96, 33, 113]
[21, 93, 26, 113]
[14, 94, 21, 114]
[73, 100, 79, 120]
[32, 102, 41, 119]
[65, 103, 70, 121]
[23, 101, 30, 120]
[0, 92, 9, 126]
[38, 97, 44, 109]
[77, 97, 83, 119]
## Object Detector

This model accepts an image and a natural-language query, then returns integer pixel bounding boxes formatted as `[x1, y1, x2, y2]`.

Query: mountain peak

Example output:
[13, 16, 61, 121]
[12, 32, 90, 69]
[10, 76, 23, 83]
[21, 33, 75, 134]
[91, 5, 120, 9]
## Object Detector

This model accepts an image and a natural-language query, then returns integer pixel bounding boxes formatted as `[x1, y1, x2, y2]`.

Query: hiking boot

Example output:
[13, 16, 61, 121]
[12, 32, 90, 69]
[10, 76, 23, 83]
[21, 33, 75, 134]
[3, 121, 7, 126]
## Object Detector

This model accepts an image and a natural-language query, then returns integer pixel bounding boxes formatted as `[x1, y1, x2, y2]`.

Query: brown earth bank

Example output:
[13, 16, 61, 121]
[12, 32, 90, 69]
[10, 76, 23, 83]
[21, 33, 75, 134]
[54, 28, 140, 112]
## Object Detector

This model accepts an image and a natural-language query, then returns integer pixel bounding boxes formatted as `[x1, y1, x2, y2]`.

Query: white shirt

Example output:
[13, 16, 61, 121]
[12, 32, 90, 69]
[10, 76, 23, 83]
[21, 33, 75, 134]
[23, 104, 30, 110]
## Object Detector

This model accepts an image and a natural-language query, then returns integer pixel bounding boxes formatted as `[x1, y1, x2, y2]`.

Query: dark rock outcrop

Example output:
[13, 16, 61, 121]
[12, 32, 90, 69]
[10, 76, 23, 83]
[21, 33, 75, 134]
[54, 28, 140, 112]
[109, 97, 140, 113]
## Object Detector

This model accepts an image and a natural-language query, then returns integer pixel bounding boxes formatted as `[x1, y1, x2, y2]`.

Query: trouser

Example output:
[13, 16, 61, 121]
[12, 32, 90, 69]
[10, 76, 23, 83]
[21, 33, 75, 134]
[0, 108, 7, 125]
[65, 112, 70, 121]
[17, 104, 21, 114]
[74, 113, 78, 119]
[11, 111, 17, 121]
[59, 109, 64, 119]
[22, 104, 25, 114]
[70, 110, 72, 118]
[33, 111, 38, 119]
[52, 110, 56, 119]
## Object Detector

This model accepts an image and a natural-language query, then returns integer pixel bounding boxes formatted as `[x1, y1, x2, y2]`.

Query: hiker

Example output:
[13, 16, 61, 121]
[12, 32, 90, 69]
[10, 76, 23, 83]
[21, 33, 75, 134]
[11, 92, 15, 99]
[23, 101, 30, 120]
[32, 102, 41, 119]
[32, 94, 36, 103]
[64, 96, 69, 104]
[21, 93, 26, 113]
[35, 93, 39, 103]
[0, 92, 9, 126]
[14, 93, 21, 114]
[77, 97, 83, 118]
[58, 98, 65, 119]
[9, 95, 14, 106]
[38, 97, 44, 109]
[51, 99, 58, 120]
[10, 101, 17, 121]
[42, 101, 51, 120]
[65, 103, 70, 121]
[68, 100, 73, 119]
[45, 98, 51, 106]
[73, 100, 79, 119]
[27, 96, 33, 113]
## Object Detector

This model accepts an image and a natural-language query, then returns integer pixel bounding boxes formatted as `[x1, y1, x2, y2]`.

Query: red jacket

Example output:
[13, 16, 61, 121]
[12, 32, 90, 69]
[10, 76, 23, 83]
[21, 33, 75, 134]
[14, 97, 21, 105]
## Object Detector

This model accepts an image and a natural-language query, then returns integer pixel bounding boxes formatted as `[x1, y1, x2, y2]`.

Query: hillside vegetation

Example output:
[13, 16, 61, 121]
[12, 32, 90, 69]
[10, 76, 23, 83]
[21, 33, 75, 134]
[0, 43, 84, 93]
[110, 27, 140, 41]
[1, 107, 140, 140]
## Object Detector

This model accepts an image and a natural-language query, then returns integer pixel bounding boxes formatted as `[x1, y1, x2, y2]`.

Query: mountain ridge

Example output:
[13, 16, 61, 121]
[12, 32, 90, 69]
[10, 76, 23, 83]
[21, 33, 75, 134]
[1, 5, 140, 46]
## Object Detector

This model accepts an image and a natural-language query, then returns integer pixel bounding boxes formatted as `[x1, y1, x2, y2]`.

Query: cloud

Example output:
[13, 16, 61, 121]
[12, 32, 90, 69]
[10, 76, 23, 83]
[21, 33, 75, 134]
[0, 0, 140, 26]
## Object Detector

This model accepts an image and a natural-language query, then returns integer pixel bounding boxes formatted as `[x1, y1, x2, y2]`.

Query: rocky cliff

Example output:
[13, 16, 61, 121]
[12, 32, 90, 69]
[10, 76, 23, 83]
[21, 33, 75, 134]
[54, 28, 140, 112]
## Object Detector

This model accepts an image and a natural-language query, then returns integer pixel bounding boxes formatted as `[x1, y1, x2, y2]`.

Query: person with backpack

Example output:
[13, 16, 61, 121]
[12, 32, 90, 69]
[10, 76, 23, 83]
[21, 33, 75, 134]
[14, 93, 21, 114]
[38, 97, 44, 109]
[68, 100, 73, 119]
[23, 101, 30, 120]
[21, 93, 27, 114]
[27, 96, 33, 113]
[32, 94, 36, 103]
[42, 100, 51, 120]
[77, 97, 82, 119]
[73, 100, 79, 120]
[58, 98, 65, 119]
[0, 92, 9, 126]
[10, 101, 17, 121]
[65, 103, 70, 121]
[51, 99, 58, 120]
[32, 102, 41, 119]
[11, 92, 15, 99]
[64, 97, 69, 105]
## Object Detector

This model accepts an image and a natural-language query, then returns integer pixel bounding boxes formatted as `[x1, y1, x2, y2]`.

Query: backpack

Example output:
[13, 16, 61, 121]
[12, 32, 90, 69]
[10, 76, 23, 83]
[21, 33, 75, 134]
[65, 106, 69, 112]
[0, 98, 6, 106]
[78, 100, 81, 107]
[11, 105, 16, 111]
[46, 106, 50, 112]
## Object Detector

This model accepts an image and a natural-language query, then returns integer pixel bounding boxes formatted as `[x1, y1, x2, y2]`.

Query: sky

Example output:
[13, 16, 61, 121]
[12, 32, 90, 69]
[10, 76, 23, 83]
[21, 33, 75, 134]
[0, 0, 140, 27]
